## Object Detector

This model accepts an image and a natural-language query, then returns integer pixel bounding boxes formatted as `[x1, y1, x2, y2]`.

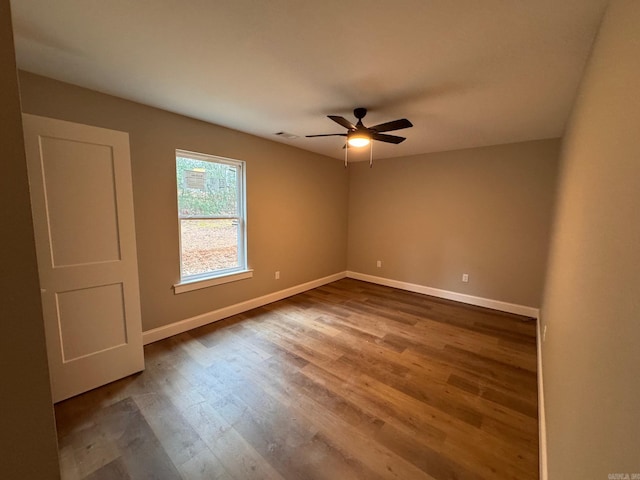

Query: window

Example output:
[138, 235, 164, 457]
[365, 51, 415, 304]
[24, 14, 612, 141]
[174, 149, 250, 293]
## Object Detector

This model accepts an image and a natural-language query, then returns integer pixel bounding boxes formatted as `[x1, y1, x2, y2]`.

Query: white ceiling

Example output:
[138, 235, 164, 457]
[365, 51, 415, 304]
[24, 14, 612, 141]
[11, 0, 608, 160]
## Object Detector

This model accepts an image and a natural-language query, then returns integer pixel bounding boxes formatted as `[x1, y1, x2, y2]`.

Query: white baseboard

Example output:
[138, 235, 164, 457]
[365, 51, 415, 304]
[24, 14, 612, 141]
[346, 271, 540, 318]
[537, 320, 548, 480]
[142, 271, 347, 345]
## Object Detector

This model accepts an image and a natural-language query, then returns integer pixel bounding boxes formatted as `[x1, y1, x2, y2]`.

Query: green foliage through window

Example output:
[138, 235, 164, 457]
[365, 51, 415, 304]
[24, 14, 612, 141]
[176, 156, 238, 217]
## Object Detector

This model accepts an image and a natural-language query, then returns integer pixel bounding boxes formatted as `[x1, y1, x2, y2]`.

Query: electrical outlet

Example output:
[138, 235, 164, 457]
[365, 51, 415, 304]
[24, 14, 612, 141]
[275, 271, 280, 280]
[462, 273, 469, 283]
[376, 260, 382, 268]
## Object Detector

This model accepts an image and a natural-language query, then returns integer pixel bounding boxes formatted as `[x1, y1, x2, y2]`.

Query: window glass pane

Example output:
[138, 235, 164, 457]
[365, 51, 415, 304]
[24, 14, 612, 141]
[176, 150, 246, 282]
[176, 156, 238, 217]
[180, 219, 238, 277]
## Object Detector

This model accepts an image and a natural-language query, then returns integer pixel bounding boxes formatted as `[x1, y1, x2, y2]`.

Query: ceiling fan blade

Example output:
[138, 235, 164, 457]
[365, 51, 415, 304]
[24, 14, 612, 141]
[306, 133, 348, 137]
[372, 133, 406, 144]
[369, 118, 413, 133]
[328, 115, 356, 130]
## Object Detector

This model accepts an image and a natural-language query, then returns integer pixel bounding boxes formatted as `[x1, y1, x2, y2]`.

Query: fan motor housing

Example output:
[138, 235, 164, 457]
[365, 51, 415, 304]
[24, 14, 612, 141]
[354, 107, 367, 120]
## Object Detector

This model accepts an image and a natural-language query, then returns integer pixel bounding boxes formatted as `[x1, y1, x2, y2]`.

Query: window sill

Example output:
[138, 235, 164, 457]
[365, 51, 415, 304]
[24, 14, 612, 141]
[174, 269, 253, 294]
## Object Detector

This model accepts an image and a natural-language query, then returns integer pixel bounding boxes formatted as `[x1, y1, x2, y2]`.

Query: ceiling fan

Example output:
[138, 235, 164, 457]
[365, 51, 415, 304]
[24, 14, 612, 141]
[306, 107, 413, 148]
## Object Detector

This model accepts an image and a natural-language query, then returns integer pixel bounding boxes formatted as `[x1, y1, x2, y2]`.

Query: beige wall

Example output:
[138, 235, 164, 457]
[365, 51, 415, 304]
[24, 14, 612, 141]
[0, 2, 60, 477]
[18, 72, 349, 332]
[541, 1, 640, 477]
[348, 139, 560, 308]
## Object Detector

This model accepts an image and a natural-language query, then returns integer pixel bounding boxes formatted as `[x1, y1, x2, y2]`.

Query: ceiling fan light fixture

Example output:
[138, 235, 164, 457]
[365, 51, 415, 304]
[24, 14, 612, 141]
[306, 107, 412, 155]
[347, 134, 371, 148]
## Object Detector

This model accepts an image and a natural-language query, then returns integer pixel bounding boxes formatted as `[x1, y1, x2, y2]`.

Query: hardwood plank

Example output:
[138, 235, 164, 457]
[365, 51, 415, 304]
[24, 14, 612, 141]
[84, 458, 130, 480]
[447, 373, 538, 418]
[58, 443, 81, 480]
[182, 400, 287, 480]
[133, 392, 210, 468]
[231, 358, 437, 480]
[177, 449, 234, 480]
[374, 422, 482, 480]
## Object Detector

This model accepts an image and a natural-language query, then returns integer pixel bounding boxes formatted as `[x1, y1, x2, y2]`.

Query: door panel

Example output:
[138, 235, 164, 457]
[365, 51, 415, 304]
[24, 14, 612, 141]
[57, 283, 127, 361]
[40, 136, 121, 266]
[23, 114, 144, 402]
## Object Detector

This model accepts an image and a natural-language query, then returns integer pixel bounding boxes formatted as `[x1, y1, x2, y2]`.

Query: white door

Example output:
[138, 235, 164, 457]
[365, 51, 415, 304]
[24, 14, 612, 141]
[23, 114, 144, 403]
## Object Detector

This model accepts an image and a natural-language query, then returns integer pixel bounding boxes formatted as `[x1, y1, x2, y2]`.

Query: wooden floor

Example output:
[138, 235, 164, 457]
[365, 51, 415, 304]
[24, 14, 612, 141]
[55, 278, 539, 480]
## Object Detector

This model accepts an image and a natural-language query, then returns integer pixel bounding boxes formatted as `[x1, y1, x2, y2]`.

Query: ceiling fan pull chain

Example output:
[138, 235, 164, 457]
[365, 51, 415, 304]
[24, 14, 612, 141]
[369, 140, 373, 168]
[345, 142, 348, 168]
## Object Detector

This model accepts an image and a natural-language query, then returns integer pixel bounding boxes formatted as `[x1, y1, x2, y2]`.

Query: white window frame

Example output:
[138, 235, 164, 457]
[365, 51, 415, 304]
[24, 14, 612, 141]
[173, 149, 251, 294]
